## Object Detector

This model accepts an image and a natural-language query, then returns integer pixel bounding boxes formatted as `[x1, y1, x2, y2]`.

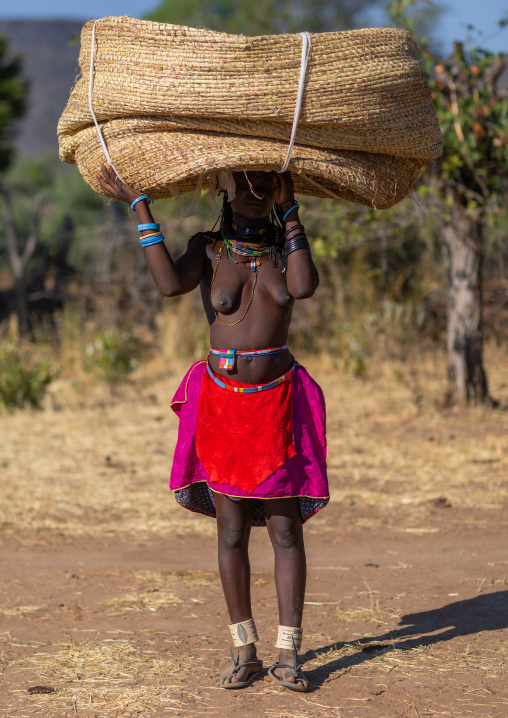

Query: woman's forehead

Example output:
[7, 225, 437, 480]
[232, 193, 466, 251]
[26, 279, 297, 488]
[233, 171, 275, 182]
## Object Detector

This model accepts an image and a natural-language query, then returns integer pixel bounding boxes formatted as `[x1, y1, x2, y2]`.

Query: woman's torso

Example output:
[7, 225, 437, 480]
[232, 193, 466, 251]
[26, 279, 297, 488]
[200, 233, 295, 384]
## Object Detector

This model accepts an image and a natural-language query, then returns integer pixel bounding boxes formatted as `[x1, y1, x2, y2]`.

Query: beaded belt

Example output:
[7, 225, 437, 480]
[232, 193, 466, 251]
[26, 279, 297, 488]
[209, 344, 289, 370]
[206, 361, 295, 393]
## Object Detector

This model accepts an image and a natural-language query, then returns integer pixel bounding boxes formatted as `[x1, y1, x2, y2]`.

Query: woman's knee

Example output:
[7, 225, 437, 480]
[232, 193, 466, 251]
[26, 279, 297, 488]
[218, 521, 249, 550]
[269, 521, 302, 551]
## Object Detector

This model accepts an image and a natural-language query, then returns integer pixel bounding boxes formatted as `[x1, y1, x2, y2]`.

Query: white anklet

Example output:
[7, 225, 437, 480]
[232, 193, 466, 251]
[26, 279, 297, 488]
[229, 617, 259, 647]
[275, 625, 303, 651]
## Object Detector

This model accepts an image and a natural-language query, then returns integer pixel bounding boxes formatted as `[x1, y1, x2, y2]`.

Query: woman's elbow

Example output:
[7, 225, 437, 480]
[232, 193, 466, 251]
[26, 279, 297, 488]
[159, 285, 184, 298]
[289, 281, 318, 300]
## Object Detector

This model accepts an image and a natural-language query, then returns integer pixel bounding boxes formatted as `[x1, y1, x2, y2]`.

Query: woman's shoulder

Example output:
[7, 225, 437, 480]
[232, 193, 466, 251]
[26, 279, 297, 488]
[187, 230, 221, 247]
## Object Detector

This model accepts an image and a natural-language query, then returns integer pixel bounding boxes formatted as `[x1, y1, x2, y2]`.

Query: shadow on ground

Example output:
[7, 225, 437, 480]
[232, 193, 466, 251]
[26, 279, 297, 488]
[304, 590, 508, 689]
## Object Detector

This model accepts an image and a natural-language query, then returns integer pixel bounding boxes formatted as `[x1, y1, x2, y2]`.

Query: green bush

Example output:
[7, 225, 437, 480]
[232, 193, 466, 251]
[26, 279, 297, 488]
[83, 328, 138, 383]
[0, 342, 53, 409]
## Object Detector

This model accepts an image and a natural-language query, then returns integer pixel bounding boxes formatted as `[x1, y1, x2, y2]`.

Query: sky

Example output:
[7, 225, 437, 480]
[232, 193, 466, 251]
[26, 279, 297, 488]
[0, 0, 506, 54]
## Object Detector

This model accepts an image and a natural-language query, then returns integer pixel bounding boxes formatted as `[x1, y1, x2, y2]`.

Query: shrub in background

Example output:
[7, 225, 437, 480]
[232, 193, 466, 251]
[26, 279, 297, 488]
[83, 327, 138, 383]
[0, 341, 53, 409]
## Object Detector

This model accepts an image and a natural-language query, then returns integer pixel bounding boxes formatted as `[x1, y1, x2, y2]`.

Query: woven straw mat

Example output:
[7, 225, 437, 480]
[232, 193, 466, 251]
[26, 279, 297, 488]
[58, 16, 442, 209]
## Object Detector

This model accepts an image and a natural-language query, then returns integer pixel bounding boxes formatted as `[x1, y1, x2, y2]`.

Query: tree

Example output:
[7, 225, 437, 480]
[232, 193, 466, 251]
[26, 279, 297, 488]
[389, 0, 508, 407]
[431, 47, 507, 406]
[0, 34, 30, 335]
[146, 0, 378, 35]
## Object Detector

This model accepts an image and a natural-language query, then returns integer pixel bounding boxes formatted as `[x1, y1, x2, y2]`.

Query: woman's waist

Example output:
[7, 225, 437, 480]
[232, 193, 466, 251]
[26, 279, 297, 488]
[207, 345, 293, 383]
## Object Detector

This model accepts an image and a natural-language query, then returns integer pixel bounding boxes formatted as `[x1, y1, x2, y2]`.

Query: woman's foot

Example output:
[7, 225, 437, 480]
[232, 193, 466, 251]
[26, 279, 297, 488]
[216, 643, 263, 687]
[271, 648, 309, 690]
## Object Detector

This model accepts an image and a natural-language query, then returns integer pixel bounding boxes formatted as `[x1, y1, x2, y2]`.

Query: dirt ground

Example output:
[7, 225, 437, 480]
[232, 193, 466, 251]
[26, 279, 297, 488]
[1, 347, 507, 718]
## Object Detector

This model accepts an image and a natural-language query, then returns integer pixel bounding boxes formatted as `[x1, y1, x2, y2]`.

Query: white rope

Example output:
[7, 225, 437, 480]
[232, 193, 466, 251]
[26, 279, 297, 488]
[279, 31, 311, 174]
[169, 174, 204, 218]
[89, 19, 126, 184]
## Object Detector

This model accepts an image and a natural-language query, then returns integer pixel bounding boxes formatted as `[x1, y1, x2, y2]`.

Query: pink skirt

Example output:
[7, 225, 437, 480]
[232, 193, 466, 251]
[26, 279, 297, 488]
[170, 360, 329, 526]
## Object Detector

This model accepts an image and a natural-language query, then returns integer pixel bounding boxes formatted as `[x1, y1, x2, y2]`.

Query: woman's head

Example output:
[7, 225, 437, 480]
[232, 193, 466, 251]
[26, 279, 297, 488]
[230, 171, 279, 225]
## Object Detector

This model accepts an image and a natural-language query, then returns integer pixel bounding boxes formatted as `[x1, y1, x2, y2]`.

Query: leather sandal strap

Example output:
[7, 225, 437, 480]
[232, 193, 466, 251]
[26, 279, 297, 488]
[271, 662, 302, 677]
[231, 660, 263, 676]
[229, 647, 263, 673]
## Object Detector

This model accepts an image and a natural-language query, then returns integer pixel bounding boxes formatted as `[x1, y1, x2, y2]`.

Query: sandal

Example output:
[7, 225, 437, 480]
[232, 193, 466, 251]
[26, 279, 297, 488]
[268, 631, 309, 692]
[221, 646, 264, 689]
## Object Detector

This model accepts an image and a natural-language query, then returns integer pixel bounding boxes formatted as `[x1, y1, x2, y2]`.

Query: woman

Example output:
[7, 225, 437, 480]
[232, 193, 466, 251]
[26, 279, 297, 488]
[97, 165, 329, 692]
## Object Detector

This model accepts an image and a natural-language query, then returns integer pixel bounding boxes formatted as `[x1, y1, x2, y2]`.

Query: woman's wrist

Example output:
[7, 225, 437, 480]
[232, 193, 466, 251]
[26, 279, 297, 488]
[279, 197, 297, 209]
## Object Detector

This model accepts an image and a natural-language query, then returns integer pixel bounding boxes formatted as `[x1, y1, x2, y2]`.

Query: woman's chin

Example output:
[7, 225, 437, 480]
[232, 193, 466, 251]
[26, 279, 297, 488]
[233, 208, 271, 225]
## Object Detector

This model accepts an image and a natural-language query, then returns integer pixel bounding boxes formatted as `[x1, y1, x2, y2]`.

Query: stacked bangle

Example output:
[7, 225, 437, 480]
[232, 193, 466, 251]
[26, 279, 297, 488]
[285, 235, 310, 257]
[131, 194, 152, 210]
[138, 222, 160, 232]
[285, 224, 305, 239]
[140, 232, 165, 247]
[282, 204, 300, 222]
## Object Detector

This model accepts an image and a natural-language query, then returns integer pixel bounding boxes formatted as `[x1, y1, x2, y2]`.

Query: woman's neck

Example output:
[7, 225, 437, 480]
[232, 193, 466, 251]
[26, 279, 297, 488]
[231, 211, 269, 231]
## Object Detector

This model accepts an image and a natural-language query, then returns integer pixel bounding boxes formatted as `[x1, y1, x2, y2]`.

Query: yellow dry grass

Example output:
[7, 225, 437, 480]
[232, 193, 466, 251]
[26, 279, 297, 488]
[6, 638, 208, 716]
[0, 603, 44, 616]
[101, 589, 185, 615]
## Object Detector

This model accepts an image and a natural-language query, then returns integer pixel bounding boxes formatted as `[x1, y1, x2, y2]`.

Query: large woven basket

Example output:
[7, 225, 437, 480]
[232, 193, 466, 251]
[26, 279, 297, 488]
[58, 16, 442, 209]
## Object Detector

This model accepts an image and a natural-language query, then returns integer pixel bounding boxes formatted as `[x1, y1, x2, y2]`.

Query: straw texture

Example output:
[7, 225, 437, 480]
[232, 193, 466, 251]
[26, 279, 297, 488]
[58, 16, 442, 209]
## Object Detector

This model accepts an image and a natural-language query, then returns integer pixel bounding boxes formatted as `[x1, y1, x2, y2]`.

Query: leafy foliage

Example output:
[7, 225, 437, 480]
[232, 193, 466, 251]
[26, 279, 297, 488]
[146, 0, 378, 34]
[0, 34, 28, 174]
[388, 0, 508, 213]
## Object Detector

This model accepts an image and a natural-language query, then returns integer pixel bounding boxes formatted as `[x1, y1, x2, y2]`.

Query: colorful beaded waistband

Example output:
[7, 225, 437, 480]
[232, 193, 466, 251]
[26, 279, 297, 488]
[206, 361, 295, 394]
[209, 344, 289, 370]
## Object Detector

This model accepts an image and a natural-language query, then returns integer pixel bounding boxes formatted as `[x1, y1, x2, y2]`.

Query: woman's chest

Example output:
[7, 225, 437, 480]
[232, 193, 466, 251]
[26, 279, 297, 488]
[207, 249, 292, 313]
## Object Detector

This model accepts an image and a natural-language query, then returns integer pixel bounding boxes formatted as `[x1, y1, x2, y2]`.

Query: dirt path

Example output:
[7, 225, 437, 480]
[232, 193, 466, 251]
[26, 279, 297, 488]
[1, 350, 507, 717]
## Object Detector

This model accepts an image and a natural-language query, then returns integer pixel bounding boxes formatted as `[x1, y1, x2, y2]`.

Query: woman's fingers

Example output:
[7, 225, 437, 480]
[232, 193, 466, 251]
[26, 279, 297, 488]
[96, 170, 117, 198]
[100, 163, 112, 183]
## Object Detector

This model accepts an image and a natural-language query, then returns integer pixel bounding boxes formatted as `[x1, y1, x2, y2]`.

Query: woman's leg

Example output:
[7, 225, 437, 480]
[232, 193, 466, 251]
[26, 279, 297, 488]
[214, 492, 261, 685]
[265, 497, 308, 688]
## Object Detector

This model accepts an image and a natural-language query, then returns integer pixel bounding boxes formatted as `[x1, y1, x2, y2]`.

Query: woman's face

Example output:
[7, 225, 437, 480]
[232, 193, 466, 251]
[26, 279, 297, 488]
[230, 171, 278, 223]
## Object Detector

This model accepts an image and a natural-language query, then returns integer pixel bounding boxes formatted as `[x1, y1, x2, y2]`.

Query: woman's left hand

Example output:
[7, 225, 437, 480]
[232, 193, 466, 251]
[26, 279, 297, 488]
[274, 171, 295, 207]
[96, 164, 141, 205]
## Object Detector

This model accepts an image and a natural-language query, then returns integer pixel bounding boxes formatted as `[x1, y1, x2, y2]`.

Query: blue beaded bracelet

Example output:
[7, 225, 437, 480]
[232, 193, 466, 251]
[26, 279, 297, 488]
[131, 194, 152, 210]
[138, 223, 160, 232]
[140, 233, 165, 247]
[282, 204, 300, 222]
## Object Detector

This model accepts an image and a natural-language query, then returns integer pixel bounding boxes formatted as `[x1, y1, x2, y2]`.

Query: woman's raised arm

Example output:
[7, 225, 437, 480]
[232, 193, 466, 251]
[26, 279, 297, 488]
[96, 164, 206, 296]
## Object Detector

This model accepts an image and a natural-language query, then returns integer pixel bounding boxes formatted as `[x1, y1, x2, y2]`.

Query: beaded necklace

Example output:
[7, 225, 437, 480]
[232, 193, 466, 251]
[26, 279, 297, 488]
[231, 220, 267, 238]
[221, 228, 271, 272]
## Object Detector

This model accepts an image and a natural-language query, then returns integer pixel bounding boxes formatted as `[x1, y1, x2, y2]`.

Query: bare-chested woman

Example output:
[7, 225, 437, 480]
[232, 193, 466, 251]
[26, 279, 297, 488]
[97, 165, 329, 692]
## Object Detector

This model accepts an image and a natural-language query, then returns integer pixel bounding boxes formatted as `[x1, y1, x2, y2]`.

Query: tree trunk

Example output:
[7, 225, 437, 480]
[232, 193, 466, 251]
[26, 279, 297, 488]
[14, 275, 32, 338]
[441, 206, 491, 406]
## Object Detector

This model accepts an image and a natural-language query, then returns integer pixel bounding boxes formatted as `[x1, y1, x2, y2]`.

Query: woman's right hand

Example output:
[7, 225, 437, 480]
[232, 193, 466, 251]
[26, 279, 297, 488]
[96, 164, 141, 205]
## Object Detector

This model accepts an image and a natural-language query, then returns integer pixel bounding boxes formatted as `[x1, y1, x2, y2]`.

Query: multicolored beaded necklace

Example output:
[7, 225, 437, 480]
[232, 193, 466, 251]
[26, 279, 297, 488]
[209, 223, 272, 327]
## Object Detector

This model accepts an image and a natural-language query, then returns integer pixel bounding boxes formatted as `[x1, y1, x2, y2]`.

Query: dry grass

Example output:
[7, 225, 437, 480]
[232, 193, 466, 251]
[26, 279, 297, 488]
[0, 603, 44, 616]
[101, 590, 185, 615]
[130, 570, 220, 588]
[5, 638, 209, 717]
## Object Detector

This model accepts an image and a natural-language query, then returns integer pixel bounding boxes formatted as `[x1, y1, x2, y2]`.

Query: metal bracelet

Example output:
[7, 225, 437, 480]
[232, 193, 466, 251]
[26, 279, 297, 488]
[285, 224, 305, 239]
[285, 236, 310, 256]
